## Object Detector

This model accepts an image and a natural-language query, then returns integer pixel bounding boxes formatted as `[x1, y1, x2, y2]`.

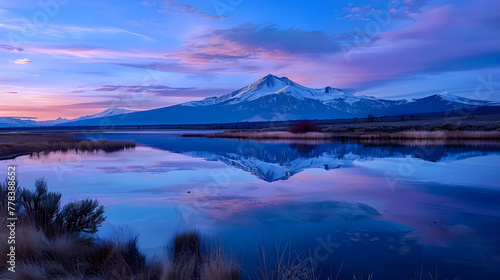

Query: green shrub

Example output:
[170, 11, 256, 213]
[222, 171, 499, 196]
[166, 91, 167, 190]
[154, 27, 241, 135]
[55, 198, 106, 234]
[18, 179, 62, 234]
[3, 178, 106, 236]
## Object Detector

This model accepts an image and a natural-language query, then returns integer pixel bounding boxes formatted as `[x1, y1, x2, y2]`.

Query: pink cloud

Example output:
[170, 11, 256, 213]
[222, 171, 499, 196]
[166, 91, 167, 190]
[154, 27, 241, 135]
[12, 58, 32, 64]
[350, 5, 370, 13]
[160, 1, 225, 19]
[138, 1, 156, 6]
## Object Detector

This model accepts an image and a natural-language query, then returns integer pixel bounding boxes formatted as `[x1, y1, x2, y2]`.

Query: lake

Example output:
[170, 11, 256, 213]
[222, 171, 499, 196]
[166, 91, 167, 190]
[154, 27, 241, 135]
[2, 132, 500, 279]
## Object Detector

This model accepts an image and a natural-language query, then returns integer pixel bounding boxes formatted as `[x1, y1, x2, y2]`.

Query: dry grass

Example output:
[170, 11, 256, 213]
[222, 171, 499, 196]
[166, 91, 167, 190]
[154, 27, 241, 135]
[0, 221, 241, 280]
[383, 130, 500, 139]
[163, 230, 241, 280]
[200, 248, 241, 280]
[0, 221, 157, 279]
[256, 243, 320, 280]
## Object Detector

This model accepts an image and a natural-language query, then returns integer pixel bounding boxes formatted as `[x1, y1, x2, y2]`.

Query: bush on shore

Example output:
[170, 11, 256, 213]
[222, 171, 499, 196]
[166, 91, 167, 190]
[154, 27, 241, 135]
[289, 121, 320, 134]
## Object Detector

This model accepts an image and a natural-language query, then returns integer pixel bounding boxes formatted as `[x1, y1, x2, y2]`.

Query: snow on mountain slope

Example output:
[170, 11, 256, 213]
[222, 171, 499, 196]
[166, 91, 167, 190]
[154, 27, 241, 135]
[182, 74, 411, 115]
[0, 117, 38, 127]
[0, 108, 130, 127]
[38, 117, 70, 126]
[72, 107, 132, 122]
[22, 108, 133, 126]
[433, 92, 497, 106]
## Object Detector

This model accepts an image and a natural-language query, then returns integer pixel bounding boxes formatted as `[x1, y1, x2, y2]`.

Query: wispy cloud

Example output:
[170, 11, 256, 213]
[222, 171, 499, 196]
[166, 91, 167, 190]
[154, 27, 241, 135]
[0, 9, 151, 41]
[57, 26, 153, 41]
[12, 58, 32, 64]
[339, 0, 428, 21]
[159, 1, 226, 19]
[138, 1, 157, 6]
[24, 45, 164, 60]
[94, 85, 230, 98]
[350, 5, 371, 13]
[0, 44, 23, 52]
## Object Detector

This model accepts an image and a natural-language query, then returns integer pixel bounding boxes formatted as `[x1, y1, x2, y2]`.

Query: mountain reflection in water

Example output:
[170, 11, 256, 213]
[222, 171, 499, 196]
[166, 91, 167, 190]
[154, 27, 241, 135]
[77, 134, 500, 182]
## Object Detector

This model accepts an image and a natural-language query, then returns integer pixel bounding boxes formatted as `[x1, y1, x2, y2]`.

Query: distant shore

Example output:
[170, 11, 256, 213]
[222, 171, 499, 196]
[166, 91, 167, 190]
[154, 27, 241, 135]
[182, 130, 500, 140]
[181, 114, 500, 140]
[0, 133, 135, 160]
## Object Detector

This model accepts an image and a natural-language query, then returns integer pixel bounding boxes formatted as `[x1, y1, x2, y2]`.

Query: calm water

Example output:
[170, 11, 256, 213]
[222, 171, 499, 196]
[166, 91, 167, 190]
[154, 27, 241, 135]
[2, 132, 500, 279]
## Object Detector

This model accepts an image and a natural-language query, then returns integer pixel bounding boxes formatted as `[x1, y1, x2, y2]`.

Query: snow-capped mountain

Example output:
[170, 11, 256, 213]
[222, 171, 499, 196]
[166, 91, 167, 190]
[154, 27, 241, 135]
[181, 75, 496, 116]
[386, 92, 499, 115]
[184, 74, 348, 106]
[183, 74, 405, 112]
[54, 75, 499, 126]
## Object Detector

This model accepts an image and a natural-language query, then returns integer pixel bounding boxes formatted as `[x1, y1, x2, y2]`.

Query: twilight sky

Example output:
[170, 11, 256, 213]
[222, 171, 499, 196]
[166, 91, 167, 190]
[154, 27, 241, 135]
[1, 0, 499, 120]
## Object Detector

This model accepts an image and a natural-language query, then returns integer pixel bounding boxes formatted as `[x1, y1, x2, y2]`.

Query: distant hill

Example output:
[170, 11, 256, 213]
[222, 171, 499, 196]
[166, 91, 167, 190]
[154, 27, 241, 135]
[0, 117, 38, 128]
[0, 107, 132, 128]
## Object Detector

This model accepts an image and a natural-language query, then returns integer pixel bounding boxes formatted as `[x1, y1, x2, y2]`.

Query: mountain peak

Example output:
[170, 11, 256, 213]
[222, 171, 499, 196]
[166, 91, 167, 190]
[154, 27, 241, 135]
[264, 74, 278, 79]
[183, 75, 348, 107]
[103, 106, 122, 112]
[251, 74, 290, 89]
[436, 91, 454, 98]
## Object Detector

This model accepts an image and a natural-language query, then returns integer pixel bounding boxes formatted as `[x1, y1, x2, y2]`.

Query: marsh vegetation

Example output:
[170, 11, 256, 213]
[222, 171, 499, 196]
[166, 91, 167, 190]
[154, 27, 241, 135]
[0, 133, 136, 159]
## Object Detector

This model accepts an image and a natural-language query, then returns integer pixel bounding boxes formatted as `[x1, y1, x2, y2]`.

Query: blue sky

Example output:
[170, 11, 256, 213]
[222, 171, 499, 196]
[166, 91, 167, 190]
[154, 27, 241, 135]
[0, 0, 499, 120]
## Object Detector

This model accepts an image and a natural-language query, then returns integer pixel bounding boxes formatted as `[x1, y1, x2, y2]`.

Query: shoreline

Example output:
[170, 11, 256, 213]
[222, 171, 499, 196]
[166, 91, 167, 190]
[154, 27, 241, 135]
[182, 130, 500, 140]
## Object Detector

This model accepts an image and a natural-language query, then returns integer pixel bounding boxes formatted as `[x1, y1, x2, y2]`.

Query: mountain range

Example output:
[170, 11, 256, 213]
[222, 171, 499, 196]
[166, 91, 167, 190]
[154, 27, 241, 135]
[0, 107, 132, 128]
[2, 75, 498, 127]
